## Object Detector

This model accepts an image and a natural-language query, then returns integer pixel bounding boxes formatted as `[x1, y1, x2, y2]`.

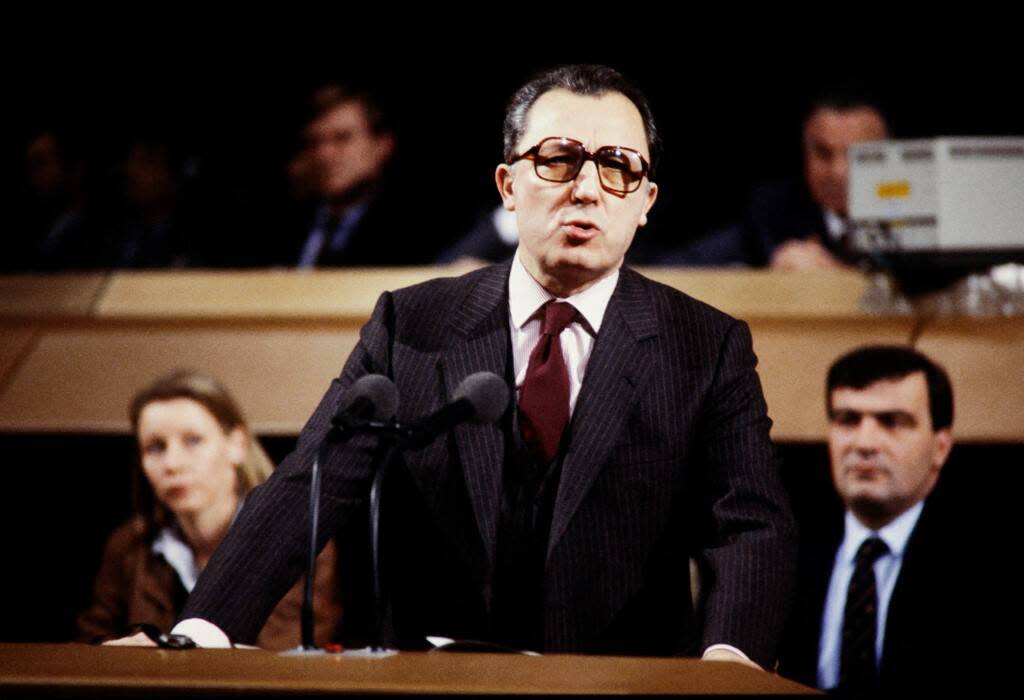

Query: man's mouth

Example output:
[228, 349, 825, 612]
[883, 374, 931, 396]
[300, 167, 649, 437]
[846, 463, 888, 480]
[562, 219, 599, 241]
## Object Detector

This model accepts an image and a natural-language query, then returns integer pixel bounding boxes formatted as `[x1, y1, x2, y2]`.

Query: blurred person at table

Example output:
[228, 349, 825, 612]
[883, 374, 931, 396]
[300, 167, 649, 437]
[253, 81, 440, 267]
[102, 135, 212, 268]
[656, 88, 889, 269]
[10, 126, 100, 271]
[77, 369, 342, 650]
[778, 345, 1005, 692]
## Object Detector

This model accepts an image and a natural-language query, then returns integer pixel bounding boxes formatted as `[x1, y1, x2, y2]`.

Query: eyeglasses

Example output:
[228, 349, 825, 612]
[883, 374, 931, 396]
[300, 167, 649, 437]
[509, 136, 650, 195]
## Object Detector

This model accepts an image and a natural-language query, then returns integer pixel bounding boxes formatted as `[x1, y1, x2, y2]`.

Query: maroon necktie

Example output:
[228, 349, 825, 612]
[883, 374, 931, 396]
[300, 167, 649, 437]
[518, 301, 578, 464]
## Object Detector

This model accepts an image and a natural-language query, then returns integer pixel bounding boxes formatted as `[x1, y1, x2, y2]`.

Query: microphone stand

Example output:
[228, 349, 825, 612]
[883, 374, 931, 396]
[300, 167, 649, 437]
[343, 421, 428, 656]
[360, 416, 456, 653]
[299, 429, 332, 651]
[287, 372, 506, 657]
[367, 443, 402, 654]
[283, 423, 350, 656]
[285, 418, 399, 656]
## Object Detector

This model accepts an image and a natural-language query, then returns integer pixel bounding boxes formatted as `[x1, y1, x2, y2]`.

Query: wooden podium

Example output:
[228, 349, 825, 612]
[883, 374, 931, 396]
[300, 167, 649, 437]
[0, 643, 816, 695]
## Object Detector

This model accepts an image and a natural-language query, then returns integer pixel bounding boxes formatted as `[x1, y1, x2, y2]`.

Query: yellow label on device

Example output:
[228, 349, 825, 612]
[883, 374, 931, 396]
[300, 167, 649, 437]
[876, 181, 911, 198]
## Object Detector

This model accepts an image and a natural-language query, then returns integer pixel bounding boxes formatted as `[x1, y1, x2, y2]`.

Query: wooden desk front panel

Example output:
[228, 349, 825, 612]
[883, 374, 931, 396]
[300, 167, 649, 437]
[1, 269, 1020, 442]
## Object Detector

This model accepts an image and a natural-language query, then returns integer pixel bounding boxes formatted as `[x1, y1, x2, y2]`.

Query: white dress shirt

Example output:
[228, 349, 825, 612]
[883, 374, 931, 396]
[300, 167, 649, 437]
[152, 526, 200, 593]
[817, 502, 924, 689]
[508, 251, 617, 415]
[823, 207, 847, 244]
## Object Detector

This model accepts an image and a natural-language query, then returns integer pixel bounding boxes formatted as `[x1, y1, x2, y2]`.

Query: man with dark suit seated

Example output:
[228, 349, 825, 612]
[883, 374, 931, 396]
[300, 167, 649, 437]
[250, 82, 438, 268]
[156, 64, 795, 669]
[658, 91, 889, 269]
[779, 345, 988, 691]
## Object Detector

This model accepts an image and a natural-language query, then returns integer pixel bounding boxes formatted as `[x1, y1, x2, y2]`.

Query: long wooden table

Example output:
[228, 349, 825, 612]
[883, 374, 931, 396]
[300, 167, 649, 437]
[1, 267, 1021, 441]
[0, 643, 816, 695]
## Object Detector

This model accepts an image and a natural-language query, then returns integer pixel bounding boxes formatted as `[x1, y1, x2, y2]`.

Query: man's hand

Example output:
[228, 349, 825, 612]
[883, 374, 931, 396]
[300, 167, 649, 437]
[702, 647, 763, 670]
[101, 631, 157, 647]
[769, 238, 846, 271]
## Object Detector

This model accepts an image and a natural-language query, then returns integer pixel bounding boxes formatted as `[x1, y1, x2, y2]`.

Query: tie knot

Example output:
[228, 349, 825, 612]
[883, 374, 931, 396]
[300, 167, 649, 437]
[855, 536, 889, 567]
[541, 301, 577, 336]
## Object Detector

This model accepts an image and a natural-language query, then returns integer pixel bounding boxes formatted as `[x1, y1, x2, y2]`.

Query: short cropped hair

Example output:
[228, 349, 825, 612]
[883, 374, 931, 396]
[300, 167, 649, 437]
[803, 87, 891, 135]
[306, 82, 391, 135]
[826, 345, 954, 431]
[503, 64, 661, 177]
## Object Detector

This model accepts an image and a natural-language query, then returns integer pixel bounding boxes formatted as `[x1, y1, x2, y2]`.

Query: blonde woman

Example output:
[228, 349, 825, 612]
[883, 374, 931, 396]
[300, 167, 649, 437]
[78, 369, 342, 649]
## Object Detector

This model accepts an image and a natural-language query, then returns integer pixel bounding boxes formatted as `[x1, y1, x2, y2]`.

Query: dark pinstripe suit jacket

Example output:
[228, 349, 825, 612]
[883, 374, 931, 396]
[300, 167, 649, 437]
[182, 262, 796, 666]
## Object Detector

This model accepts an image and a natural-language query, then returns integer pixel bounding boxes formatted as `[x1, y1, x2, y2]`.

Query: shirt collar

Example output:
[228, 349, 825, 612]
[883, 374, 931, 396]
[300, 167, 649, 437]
[313, 200, 369, 230]
[150, 500, 246, 593]
[823, 207, 847, 241]
[508, 250, 618, 334]
[841, 500, 924, 565]
[152, 524, 198, 592]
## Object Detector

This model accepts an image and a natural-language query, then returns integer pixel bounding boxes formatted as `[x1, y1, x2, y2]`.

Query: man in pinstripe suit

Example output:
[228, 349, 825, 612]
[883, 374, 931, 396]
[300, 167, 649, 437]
[172, 65, 796, 669]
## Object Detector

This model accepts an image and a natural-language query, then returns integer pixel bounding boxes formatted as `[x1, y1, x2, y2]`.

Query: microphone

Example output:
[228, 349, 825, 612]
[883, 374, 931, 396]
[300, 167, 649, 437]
[403, 372, 509, 449]
[292, 374, 398, 656]
[332, 374, 398, 430]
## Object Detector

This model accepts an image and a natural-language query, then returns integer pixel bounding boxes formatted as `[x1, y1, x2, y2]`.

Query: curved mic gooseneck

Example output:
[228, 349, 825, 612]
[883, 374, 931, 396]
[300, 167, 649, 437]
[298, 374, 398, 653]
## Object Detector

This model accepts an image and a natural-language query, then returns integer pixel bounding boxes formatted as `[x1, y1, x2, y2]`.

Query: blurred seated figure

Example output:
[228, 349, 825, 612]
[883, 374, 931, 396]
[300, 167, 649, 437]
[9, 127, 99, 272]
[778, 346, 997, 692]
[655, 90, 889, 269]
[252, 82, 437, 267]
[103, 136, 208, 268]
[436, 205, 519, 265]
[77, 370, 342, 650]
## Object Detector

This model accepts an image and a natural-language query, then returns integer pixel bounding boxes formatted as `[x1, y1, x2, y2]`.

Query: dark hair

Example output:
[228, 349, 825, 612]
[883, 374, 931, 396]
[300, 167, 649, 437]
[826, 345, 954, 430]
[306, 82, 391, 135]
[503, 64, 661, 177]
[803, 86, 891, 135]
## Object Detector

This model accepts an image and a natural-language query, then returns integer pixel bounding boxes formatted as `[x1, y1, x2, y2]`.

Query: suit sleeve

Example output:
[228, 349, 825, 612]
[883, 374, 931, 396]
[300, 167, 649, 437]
[696, 319, 797, 668]
[178, 292, 396, 644]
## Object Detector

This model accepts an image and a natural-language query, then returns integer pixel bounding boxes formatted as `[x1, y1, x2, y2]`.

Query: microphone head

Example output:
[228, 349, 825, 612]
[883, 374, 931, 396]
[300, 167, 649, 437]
[453, 372, 509, 424]
[342, 374, 398, 421]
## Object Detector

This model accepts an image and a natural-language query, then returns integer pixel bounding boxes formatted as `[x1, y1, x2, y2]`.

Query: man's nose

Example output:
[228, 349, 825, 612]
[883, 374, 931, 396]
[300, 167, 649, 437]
[571, 159, 601, 202]
[312, 139, 335, 160]
[851, 416, 883, 454]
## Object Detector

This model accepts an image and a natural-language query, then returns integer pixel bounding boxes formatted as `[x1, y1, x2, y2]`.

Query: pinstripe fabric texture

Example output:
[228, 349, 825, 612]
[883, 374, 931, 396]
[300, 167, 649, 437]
[182, 262, 796, 666]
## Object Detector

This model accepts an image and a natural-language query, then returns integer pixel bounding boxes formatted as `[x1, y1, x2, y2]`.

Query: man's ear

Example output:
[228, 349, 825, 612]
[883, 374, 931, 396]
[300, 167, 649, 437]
[637, 180, 658, 227]
[932, 428, 954, 471]
[495, 163, 516, 212]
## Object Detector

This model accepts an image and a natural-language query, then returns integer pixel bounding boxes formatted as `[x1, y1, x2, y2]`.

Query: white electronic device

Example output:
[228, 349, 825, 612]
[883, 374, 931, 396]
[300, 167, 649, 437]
[848, 136, 1024, 265]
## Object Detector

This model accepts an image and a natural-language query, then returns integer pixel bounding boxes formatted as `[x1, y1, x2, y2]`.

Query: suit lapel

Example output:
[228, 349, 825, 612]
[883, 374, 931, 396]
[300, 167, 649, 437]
[547, 269, 658, 559]
[440, 263, 512, 568]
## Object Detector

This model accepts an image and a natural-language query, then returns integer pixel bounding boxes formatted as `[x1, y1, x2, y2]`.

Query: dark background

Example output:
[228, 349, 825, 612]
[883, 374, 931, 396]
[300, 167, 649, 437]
[10, 34, 1023, 257]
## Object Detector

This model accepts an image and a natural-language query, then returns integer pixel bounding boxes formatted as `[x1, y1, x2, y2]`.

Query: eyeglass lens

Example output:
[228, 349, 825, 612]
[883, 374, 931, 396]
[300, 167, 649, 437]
[534, 138, 645, 193]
